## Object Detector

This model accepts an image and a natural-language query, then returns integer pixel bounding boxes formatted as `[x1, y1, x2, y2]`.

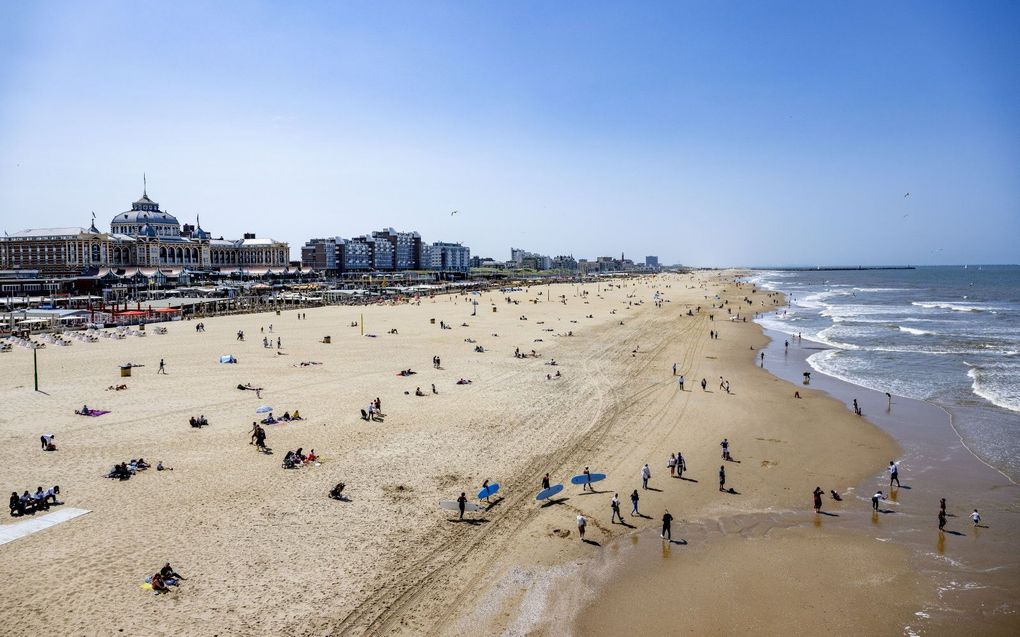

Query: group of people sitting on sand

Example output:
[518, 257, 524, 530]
[105, 384, 128, 391]
[260, 410, 302, 425]
[105, 458, 151, 480]
[189, 415, 209, 428]
[282, 448, 318, 469]
[9, 486, 62, 516]
[148, 563, 185, 594]
[513, 348, 540, 359]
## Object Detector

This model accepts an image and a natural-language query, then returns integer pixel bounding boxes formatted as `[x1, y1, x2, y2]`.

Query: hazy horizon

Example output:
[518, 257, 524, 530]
[1, 1, 1017, 266]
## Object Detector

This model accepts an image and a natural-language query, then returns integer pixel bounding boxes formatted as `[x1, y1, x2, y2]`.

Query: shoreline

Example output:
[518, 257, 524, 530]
[755, 326, 1020, 634]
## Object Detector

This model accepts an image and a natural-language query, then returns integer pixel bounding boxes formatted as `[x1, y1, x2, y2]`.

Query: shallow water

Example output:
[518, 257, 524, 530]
[748, 266, 1020, 480]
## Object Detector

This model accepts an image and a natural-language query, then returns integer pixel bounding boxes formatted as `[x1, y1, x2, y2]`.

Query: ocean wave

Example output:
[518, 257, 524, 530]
[899, 326, 934, 336]
[853, 287, 908, 292]
[912, 301, 999, 312]
[966, 364, 1020, 413]
[806, 350, 932, 400]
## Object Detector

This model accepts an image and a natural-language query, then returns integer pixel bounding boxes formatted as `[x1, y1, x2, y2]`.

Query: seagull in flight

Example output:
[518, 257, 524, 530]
[450, 210, 458, 216]
[903, 193, 910, 198]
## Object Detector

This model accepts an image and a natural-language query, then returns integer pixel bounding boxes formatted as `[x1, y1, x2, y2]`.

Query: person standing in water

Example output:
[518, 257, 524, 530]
[661, 509, 674, 540]
[872, 491, 884, 511]
[889, 461, 900, 488]
[938, 508, 947, 532]
[813, 487, 824, 513]
[971, 509, 981, 526]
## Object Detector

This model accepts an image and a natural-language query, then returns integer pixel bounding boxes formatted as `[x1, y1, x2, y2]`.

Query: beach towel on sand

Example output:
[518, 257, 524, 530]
[78, 409, 110, 417]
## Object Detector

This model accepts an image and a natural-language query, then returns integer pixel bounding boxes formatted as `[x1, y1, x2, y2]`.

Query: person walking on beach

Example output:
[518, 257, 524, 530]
[661, 510, 674, 540]
[872, 490, 884, 511]
[678, 375, 685, 391]
[938, 508, 947, 532]
[577, 514, 587, 541]
[582, 467, 594, 492]
[277, 337, 281, 349]
[720, 438, 730, 461]
[971, 509, 981, 526]
[158, 358, 166, 374]
[611, 494, 624, 523]
[676, 452, 686, 479]
[701, 378, 707, 391]
[889, 461, 900, 488]
[725, 380, 730, 394]
[668, 454, 677, 478]
[641, 463, 651, 490]
[760, 351, 765, 366]
[719, 466, 726, 492]
[672, 362, 677, 376]
[457, 492, 467, 520]
[630, 489, 640, 516]
[813, 487, 824, 513]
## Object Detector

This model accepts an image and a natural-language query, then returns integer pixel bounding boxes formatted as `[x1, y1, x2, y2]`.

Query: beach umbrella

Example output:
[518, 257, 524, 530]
[256, 405, 273, 413]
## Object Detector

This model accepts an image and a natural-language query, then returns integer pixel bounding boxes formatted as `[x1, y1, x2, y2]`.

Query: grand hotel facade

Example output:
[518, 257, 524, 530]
[0, 188, 290, 277]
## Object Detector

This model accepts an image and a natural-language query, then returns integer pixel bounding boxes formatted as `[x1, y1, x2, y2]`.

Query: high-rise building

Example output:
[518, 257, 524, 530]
[645, 256, 659, 269]
[429, 242, 470, 272]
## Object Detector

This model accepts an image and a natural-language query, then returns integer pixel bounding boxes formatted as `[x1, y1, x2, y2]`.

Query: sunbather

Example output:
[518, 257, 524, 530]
[329, 482, 346, 500]
[151, 572, 171, 593]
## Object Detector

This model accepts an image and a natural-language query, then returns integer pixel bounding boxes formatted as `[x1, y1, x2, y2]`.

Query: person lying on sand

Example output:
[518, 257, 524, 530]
[456, 378, 472, 385]
[399, 369, 417, 376]
[156, 460, 173, 471]
[106, 463, 132, 480]
[329, 482, 347, 500]
[106, 384, 128, 391]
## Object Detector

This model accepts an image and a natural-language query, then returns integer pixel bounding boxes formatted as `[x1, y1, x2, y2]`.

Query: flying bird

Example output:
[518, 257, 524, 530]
[450, 210, 458, 216]
[904, 193, 910, 198]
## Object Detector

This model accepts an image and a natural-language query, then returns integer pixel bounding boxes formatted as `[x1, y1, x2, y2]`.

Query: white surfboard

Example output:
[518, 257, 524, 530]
[439, 500, 482, 512]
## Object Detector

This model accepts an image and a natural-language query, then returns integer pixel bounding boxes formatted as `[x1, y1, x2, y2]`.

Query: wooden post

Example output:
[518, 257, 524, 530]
[361, 313, 364, 336]
[33, 346, 39, 391]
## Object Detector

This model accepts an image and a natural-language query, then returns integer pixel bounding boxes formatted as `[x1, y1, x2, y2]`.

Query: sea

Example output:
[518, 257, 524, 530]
[748, 265, 1020, 482]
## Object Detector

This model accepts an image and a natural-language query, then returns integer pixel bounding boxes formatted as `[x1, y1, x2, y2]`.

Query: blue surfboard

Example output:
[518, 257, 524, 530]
[570, 473, 607, 485]
[536, 483, 564, 501]
[477, 483, 500, 500]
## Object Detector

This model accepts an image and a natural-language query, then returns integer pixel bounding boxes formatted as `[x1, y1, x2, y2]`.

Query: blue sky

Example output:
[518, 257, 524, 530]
[1, 1, 1017, 266]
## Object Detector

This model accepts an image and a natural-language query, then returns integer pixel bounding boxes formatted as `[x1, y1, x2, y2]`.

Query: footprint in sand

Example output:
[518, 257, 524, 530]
[761, 460, 778, 468]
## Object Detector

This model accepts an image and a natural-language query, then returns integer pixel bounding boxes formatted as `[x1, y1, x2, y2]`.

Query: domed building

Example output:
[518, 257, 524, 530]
[0, 181, 290, 277]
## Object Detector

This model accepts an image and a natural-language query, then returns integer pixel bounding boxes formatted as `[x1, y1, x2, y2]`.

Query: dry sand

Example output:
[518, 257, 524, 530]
[0, 272, 929, 635]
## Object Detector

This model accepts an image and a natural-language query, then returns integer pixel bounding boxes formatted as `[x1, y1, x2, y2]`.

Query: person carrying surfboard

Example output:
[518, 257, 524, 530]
[481, 480, 491, 504]
[583, 467, 593, 491]
[542, 473, 551, 490]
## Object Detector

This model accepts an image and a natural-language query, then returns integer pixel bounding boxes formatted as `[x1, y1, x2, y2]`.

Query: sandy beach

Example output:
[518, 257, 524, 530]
[0, 271, 999, 635]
